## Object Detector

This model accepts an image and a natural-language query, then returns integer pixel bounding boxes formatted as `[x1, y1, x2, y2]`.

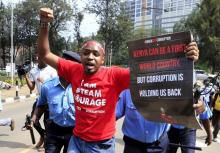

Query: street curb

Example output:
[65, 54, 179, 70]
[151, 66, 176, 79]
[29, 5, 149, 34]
[1, 93, 37, 103]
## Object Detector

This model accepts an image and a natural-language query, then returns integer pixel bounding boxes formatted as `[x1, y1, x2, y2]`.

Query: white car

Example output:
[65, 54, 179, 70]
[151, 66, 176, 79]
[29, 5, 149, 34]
[195, 69, 209, 81]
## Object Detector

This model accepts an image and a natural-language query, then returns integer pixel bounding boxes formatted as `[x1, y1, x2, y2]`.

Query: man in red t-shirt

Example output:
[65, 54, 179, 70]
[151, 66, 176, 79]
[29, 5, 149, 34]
[37, 8, 200, 153]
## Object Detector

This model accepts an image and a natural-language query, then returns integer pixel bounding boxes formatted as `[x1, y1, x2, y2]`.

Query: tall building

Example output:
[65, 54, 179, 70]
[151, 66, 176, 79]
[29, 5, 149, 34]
[125, 0, 201, 34]
[124, 0, 136, 24]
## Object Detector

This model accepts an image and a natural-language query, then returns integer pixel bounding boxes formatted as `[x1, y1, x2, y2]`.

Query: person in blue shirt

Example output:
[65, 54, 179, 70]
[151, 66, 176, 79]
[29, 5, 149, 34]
[31, 51, 81, 153]
[116, 89, 170, 153]
[167, 95, 213, 153]
[116, 89, 205, 153]
[202, 79, 215, 107]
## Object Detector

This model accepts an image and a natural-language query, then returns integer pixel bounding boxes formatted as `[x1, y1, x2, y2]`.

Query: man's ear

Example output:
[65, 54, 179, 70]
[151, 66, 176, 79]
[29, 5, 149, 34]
[102, 55, 105, 64]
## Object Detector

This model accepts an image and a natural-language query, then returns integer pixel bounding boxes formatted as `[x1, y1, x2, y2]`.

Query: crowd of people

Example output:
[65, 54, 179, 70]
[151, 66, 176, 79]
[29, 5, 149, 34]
[1, 7, 220, 153]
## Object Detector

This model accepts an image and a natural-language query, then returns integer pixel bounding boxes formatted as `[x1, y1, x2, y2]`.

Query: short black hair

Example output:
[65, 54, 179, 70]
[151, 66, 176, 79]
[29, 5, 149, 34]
[62, 51, 81, 63]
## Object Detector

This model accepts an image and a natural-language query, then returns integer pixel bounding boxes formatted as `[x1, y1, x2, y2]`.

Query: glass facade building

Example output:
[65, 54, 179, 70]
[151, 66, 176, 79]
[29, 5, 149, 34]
[124, 0, 201, 33]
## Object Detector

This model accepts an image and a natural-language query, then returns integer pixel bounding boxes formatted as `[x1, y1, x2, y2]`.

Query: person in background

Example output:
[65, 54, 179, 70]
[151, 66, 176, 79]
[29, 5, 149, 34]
[37, 7, 200, 153]
[211, 88, 220, 142]
[24, 54, 57, 149]
[0, 118, 15, 131]
[31, 51, 81, 153]
[202, 79, 215, 107]
[116, 88, 205, 153]
[0, 97, 15, 131]
[116, 89, 170, 153]
[167, 95, 213, 153]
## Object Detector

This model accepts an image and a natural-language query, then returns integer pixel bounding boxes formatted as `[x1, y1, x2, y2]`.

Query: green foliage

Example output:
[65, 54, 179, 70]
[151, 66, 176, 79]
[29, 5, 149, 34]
[173, 18, 188, 33]
[131, 27, 168, 41]
[71, 0, 84, 52]
[86, 0, 133, 66]
[0, 1, 10, 68]
[173, 0, 220, 73]
[42, 0, 74, 55]
[0, 75, 26, 85]
[192, 0, 220, 73]
[0, 76, 11, 83]
[74, 12, 84, 51]
[0, 72, 7, 77]
[131, 27, 147, 40]
[0, 0, 74, 66]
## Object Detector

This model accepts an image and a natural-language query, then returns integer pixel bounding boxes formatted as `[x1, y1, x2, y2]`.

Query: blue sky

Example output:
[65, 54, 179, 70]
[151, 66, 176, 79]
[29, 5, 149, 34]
[2, 0, 99, 37]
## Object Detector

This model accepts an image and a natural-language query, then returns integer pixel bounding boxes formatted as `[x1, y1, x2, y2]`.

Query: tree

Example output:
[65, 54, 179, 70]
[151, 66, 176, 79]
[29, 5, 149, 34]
[74, 12, 84, 51]
[86, 0, 133, 66]
[86, 0, 120, 65]
[71, 0, 84, 52]
[0, 0, 76, 67]
[0, 1, 10, 68]
[173, 18, 188, 33]
[42, 0, 74, 55]
[174, 0, 220, 73]
[192, 0, 220, 73]
[13, 0, 42, 65]
[111, 5, 133, 65]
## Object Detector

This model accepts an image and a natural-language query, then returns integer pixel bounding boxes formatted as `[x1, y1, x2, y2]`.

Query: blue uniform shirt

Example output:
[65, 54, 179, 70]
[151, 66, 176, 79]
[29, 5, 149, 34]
[37, 77, 75, 127]
[198, 95, 212, 120]
[116, 89, 170, 143]
[172, 95, 212, 129]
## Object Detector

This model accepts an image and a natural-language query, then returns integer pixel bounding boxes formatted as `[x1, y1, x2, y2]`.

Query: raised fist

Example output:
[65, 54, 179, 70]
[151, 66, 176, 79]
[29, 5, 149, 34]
[40, 8, 54, 23]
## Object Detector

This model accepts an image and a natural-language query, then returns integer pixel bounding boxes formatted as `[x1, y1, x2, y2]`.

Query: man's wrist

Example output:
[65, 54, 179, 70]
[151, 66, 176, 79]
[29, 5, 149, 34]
[40, 20, 49, 29]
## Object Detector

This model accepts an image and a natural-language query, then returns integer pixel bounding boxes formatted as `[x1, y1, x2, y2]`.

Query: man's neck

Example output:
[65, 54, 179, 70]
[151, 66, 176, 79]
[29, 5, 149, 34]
[59, 78, 69, 89]
[38, 64, 47, 69]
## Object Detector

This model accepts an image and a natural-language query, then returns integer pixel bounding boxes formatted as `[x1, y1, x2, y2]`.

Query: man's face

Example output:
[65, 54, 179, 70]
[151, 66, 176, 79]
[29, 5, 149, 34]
[81, 48, 105, 75]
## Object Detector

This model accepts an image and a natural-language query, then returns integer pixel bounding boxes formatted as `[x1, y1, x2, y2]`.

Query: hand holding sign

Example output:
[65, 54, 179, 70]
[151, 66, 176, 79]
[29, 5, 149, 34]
[193, 100, 205, 115]
[184, 42, 199, 61]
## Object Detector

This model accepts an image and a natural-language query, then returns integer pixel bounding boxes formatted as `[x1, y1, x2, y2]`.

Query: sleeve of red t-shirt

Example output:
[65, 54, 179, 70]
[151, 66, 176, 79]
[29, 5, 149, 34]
[57, 58, 82, 83]
[112, 66, 130, 93]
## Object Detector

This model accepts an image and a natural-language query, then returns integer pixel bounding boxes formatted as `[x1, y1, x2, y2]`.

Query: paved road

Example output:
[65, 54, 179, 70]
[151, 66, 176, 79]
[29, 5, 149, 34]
[0, 97, 40, 153]
[0, 97, 220, 153]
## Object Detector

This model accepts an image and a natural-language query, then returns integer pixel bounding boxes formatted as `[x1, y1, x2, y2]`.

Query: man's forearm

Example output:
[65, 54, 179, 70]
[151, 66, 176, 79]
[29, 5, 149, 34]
[202, 119, 212, 135]
[24, 74, 34, 91]
[32, 106, 46, 123]
[37, 23, 50, 60]
[37, 8, 60, 69]
[201, 119, 213, 145]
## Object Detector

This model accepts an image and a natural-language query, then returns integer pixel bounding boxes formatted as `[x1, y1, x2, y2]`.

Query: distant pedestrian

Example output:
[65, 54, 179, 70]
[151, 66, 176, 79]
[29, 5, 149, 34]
[202, 79, 215, 107]
[211, 89, 220, 142]
[116, 88, 205, 153]
[0, 92, 15, 131]
[0, 118, 15, 131]
[167, 96, 213, 153]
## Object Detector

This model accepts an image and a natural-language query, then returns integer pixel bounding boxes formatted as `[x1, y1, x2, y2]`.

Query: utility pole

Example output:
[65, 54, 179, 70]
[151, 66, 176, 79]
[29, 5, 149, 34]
[10, 3, 14, 85]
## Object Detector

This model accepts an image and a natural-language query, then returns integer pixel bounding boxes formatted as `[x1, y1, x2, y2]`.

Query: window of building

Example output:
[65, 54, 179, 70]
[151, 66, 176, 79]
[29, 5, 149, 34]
[185, 0, 192, 9]
[164, 0, 171, 12]
[136, 4, 141, 9]
[136, 0, 141, 5]
[177, 0, 184, 10]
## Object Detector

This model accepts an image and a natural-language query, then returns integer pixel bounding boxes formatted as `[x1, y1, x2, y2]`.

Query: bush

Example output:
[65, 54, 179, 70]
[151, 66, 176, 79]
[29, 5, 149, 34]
[0, 75, 26, 85]
[0, 76, 9, 82]
[0, 71, 7, 76]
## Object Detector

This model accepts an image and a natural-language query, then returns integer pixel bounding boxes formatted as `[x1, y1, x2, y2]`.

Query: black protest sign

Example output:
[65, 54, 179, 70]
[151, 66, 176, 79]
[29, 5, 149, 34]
[128, 31, 200, 129]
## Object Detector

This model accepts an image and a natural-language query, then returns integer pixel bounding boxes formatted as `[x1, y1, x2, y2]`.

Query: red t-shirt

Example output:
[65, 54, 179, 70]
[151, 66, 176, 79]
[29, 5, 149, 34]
[58, 58, 130, 141]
